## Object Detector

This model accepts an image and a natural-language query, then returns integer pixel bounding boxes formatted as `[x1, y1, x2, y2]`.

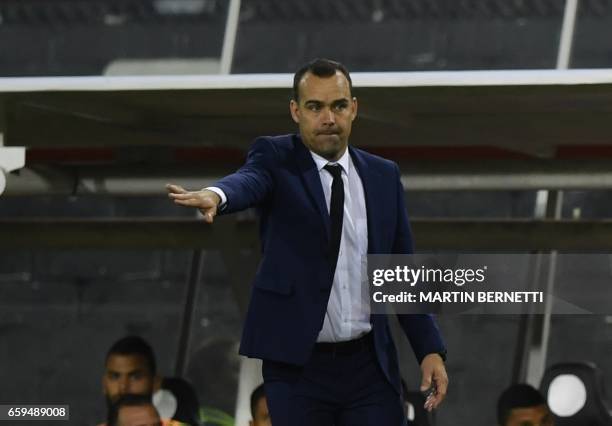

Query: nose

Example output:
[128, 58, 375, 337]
[118, 378, 129, 393]
[322, 107, 335, 125]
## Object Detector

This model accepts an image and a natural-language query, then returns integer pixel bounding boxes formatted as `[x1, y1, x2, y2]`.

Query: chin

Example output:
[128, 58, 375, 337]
[320, 148, 344, 161]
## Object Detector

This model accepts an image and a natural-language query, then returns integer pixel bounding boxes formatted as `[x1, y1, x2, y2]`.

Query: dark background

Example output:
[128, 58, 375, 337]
[2, 1, 612, 425]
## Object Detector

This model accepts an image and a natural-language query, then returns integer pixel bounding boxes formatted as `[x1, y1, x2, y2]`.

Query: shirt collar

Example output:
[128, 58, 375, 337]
[310, 147, 350, 177]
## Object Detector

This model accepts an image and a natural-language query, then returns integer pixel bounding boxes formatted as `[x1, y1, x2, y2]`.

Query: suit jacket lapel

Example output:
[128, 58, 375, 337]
[294, 136, 331, 241]
[349, 146, 381, 254]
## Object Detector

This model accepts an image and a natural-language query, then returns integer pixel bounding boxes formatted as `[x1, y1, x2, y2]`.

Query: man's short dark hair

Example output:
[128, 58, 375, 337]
[292, 58, 353, 102]
[250, 383, 266, 419]
[497, 383, 547, 425]
[106, 336, 156, 376]
[107, 394, 156, 426]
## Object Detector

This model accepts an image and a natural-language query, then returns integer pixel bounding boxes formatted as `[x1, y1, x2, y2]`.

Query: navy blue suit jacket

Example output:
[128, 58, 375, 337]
[215, 134, 445, 393]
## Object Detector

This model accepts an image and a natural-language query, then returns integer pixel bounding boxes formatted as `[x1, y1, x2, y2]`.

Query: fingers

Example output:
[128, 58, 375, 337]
[426, 392, 443, 411]
[422, 378, 435, 412]
[172, 197, 201, 206]
[167, 188, 214, 206]
[165, 183, 187, 194]
[430, 376, 448, 410]
[169, 192, 199, 201]
[420, 354, 448, 412]
[166, 185, 219, 223]
[166, 187, 218, 205]
[424, 393, 434, 412]
[420, 365, 434, 412]
[167, 186, 197, 201]
[199, 208, 216, 223]
[423, 370, 449, 412]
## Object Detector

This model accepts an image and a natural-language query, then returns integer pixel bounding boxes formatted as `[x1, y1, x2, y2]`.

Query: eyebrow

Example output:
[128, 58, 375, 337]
[304, 98, 349, 106]
[106, 368, 145, 375]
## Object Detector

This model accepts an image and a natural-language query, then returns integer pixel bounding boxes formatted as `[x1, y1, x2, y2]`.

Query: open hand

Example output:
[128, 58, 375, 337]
[166, 184, 221, 223]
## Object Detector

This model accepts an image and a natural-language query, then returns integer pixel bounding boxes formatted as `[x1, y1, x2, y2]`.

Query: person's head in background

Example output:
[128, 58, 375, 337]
[249, 384, 271, 426]
[108, 394, 161, 426]
[498, 384, 554, 426]
[103, 336, 161, 408]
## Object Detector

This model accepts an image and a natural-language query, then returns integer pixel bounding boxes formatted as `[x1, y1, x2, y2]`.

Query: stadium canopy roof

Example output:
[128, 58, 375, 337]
[2, 69, 612, 195]
[2, 69, 612, 157]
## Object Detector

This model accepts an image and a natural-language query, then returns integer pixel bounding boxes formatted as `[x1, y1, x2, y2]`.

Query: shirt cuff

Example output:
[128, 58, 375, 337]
[205, 186, 227, 208]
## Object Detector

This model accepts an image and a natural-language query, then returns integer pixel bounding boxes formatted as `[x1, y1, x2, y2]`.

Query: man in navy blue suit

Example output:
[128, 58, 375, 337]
[167, 58, 448, 426]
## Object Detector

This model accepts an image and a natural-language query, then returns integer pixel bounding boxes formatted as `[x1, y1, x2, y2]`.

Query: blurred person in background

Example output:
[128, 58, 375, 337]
[103, 336, 159, 409]
[497, 383, 554, 426]
[107, 394, 162, 426]
[107, 393, 186, 426]
[100, 336, 194, 425]
[249, 384, 271, 426]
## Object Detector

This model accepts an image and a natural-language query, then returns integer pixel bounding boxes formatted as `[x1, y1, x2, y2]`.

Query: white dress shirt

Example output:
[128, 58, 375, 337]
[310, 149, 371, 342]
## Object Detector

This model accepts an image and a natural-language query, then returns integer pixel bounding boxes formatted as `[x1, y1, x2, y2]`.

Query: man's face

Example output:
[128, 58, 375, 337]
[249, 396, 272, 426]
[505, 404, 554, 426]
[289, 71, 357, 162]
[103, 354, 155, 403]
[117, 404, 161, 426]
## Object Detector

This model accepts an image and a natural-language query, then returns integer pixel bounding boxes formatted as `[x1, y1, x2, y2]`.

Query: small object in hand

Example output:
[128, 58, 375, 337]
[422, 383, 436, 400]
[422, 383, 437, 410]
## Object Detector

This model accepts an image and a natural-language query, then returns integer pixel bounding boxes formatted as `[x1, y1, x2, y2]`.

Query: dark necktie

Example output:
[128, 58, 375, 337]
[324, 164, 344, 274]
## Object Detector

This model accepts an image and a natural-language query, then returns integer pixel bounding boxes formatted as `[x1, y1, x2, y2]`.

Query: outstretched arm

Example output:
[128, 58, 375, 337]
[166, 137, 276, 219]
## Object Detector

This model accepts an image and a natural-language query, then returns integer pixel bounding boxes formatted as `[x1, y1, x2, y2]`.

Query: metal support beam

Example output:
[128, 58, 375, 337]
[219, 0, 241, 74]
[0, 217, 259, 249]
[557, 0, 579, 69]
[3, 218, 612, 250]
[515, 0, 581, 384]
[8, 160, 612, 196]
[514, 190, 564, 386]
[175, 250, 205, 377]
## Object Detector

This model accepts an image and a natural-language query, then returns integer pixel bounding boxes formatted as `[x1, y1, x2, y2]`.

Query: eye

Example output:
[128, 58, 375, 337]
[334, 103, 348, 111]
[307, 104, 321, 112]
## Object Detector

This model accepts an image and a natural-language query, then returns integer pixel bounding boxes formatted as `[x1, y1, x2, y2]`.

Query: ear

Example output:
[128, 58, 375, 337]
[351, 97, 358, 121]
[289, 99, 300, 124]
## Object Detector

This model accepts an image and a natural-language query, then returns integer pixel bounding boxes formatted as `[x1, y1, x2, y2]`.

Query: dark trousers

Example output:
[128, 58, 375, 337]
[262, 334, 407, 426]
